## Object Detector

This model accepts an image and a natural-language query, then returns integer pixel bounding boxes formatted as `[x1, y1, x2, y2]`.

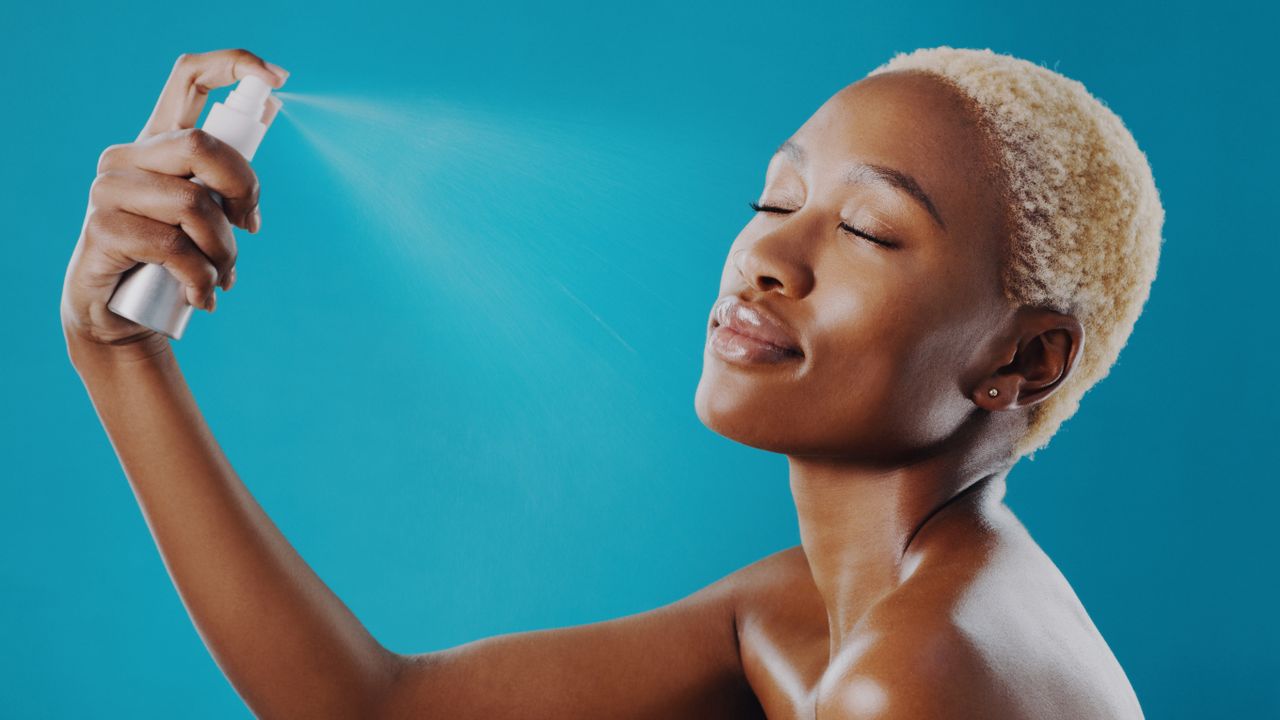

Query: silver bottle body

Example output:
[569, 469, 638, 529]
[107, 263, 198, 340]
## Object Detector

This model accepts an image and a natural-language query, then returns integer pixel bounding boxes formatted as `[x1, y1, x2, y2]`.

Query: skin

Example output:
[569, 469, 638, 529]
[62, 49, 1143, 719]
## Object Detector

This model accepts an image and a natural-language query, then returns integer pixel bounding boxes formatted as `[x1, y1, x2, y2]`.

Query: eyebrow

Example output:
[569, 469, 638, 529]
[774, 139, 947, 231]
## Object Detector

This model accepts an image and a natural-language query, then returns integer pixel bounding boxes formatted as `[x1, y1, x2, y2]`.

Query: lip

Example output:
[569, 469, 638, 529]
[706, 296, 805, 365]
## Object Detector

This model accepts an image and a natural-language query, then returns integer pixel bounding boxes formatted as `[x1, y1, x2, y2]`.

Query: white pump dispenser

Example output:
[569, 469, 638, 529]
[107, 75, 275, 339]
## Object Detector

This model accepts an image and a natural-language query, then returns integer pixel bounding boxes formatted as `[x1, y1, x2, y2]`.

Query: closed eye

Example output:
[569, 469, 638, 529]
[748, 201, 898, 249]
[839, 222, 897, 249]
[748, 201, 795, 214]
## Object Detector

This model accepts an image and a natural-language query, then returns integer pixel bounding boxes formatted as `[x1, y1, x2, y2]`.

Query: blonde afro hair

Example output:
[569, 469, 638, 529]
[864, 47, 1166, 462]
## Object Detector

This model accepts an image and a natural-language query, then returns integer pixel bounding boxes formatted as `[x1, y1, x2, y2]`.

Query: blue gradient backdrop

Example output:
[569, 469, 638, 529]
[3, 1, 1275, 717]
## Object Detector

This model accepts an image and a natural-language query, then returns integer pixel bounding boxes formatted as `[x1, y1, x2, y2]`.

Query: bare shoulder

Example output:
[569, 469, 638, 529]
[822, 505, 1146, 719]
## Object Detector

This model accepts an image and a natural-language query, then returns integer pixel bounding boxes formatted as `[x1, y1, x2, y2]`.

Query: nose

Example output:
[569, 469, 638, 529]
[732, 221, 816, 298]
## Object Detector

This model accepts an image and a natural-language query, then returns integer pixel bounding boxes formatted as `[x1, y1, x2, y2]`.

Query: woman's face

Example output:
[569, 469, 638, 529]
[695, 71, 1015, 461]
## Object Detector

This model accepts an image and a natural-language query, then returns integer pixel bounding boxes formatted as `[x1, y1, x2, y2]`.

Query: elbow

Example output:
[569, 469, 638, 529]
[252, 648, 409, 720]
[367, 650, 420, 720]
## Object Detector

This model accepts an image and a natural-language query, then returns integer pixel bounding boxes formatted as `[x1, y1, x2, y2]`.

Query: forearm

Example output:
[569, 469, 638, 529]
[69, 337, 402, 719]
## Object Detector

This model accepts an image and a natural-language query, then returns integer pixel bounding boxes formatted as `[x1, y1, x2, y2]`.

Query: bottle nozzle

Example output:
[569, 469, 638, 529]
[224, 75, 272, 116]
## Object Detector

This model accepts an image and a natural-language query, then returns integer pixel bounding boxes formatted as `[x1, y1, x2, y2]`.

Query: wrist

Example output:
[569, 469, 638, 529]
[65, 326, 173, 374]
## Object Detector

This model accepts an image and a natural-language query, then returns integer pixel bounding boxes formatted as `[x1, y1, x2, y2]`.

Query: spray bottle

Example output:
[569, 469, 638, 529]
[107, 75, 276, 340]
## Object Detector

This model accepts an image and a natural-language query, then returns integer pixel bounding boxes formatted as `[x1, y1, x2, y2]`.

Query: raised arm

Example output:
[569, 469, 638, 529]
[62, 49, 765, 720]
[62, 49, 401, 717]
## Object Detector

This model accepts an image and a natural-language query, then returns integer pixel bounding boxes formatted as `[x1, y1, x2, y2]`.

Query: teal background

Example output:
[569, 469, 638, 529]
[3, 1, 1275, 717]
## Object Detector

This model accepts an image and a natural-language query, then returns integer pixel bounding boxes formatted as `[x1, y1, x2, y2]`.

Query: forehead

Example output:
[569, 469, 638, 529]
[784, 71, 1003, 236]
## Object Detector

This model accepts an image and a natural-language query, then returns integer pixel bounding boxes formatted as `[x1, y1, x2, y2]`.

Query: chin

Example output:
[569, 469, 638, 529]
[694, 359, 810, 455]
[693, 353, 921, 460]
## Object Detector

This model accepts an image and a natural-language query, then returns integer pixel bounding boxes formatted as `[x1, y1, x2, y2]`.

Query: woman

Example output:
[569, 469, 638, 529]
[62, 45, 1162, 719]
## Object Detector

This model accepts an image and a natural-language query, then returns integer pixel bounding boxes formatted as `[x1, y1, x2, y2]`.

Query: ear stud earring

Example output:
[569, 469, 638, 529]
[988, 388, 1000, 397]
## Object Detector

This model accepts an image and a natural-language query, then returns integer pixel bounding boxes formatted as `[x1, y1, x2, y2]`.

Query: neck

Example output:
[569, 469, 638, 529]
[788, 444, 1011, 657]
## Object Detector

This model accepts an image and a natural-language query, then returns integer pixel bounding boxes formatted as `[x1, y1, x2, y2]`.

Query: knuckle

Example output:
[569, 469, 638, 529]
[195, 189, 221, 220]
[221, 244, 238, 270]
[157, 225, 189, 256]
[245, 174, 261, 207]
[196, 263, 219, 293]
[207, 237, 233, 267]
[96, 144, 126, 173]
[173, 184, 208, 214]
[88, 170, 130, 210]
[180, 127, 217, 157]
[210, 231, 237, 270]
[88, 172, 115, 206]
[173, 51, 208, 72]
[83, 210, 112, 244]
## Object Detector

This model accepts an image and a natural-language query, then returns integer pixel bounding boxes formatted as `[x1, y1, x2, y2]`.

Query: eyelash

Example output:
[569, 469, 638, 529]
[748, 201, 898, 249]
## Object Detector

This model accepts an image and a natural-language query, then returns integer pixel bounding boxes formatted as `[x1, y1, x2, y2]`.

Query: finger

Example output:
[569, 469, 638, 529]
[89, 169, 237, 288]
[99, 129, 260, 229]
[85, 210, 221, 311]
[140, 49, 289, 139]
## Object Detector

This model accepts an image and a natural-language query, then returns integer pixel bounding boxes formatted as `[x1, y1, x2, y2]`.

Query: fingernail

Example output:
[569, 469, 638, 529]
[249, 207, 261, 233]
[227, 267, 237, 290]
[264, 61, 290, 82]
[207, 291, 217, 313]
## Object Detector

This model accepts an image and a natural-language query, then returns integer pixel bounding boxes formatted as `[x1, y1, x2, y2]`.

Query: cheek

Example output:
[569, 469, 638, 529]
[802, 262, 976, 441]
[806, 255, 910, 373]
[804, 284, 909, 413]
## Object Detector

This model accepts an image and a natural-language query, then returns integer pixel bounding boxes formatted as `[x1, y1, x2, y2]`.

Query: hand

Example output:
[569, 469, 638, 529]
[61, 48, 288, 359]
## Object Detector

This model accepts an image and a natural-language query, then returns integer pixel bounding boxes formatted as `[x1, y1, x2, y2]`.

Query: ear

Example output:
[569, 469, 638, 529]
[972, 307, 1084, 412]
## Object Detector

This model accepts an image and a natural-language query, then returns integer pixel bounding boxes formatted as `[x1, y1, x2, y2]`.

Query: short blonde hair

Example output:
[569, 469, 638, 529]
[866, 47, 1166, 461]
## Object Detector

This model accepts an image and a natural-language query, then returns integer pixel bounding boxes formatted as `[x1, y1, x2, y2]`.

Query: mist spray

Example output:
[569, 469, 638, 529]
[107, 75, 276, 339]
